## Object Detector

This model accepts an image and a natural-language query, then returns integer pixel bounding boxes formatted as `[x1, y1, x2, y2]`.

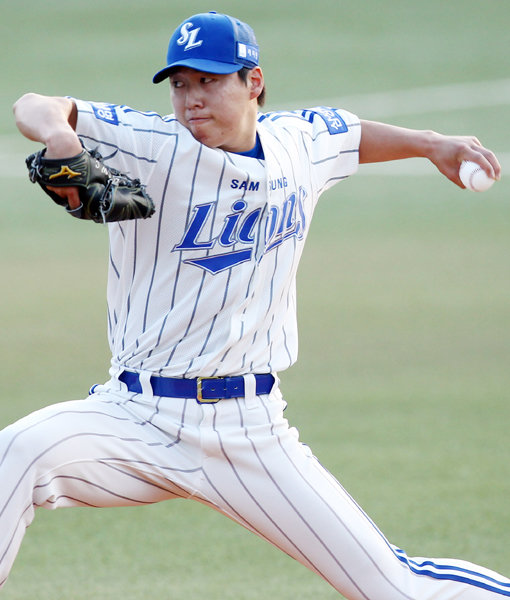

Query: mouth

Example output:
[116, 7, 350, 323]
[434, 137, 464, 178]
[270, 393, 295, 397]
[187, 115, 211, 126]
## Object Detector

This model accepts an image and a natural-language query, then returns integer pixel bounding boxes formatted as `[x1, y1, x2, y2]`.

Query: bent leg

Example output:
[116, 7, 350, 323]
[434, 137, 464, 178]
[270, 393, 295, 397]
[197, 390, 510, 600]
[0, 390, 200, 588]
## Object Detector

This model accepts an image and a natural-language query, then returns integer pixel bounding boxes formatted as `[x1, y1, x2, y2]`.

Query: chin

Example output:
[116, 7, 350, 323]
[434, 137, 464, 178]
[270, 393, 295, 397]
[192, 135, 217, 149]
[188, 127, 216, 148]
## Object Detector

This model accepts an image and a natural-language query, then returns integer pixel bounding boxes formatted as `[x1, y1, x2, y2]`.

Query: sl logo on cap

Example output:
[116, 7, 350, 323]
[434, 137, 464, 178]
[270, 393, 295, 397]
[177, 22, 203, 51]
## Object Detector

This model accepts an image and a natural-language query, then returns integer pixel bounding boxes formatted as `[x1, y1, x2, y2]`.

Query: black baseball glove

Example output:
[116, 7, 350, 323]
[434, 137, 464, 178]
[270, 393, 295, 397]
[25, 147, 155, 223]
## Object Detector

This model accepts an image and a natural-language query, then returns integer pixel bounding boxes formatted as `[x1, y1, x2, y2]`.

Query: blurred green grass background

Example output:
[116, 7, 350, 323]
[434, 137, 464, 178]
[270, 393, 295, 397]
[1, 1, 509, 598]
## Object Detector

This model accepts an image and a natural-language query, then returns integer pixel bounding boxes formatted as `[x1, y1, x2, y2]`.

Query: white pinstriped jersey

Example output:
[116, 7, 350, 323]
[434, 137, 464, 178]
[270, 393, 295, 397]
[73, 99, 361, 378]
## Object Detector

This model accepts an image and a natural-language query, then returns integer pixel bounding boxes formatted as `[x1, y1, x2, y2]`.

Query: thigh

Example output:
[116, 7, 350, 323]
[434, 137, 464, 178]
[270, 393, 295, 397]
[195, 390, 424, 598]
[0, 389, 202, 510]
[0, 387, 206, 588]
[196, 389, 394, 593]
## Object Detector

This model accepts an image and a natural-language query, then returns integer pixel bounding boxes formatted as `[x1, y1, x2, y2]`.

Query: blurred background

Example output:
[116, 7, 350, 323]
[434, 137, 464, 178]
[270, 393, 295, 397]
[1, 1, 509, 598]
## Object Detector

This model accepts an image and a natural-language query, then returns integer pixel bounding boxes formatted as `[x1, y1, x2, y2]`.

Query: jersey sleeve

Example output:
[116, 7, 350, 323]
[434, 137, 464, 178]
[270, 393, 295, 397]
[260, 106, 361, 197]
[301, 107, 361, 194]
[72, 98, 175, 183]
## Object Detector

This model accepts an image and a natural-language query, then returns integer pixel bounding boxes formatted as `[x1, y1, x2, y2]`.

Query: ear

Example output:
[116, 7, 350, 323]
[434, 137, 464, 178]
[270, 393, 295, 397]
[248, 67, 265, 101]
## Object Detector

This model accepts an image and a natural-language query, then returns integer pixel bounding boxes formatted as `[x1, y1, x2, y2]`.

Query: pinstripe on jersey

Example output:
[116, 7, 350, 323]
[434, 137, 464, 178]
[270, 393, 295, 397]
[72, 99, 361, 379]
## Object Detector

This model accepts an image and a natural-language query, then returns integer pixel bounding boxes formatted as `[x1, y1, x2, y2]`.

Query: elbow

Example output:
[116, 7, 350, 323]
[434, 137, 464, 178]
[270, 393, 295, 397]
[13, 92, 40, 129]
[13, 91, 39, 114]
[13, 93, 78, 145]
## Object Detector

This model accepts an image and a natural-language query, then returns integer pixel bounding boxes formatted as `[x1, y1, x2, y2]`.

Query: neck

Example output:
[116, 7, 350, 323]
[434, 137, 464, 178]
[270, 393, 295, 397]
[219, 103, 258, 153]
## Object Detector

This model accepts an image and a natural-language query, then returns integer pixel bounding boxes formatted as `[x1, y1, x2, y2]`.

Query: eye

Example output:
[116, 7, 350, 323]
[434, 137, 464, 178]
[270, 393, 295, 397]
[170, 79, 184, 89]
[200, 76, 214, 84]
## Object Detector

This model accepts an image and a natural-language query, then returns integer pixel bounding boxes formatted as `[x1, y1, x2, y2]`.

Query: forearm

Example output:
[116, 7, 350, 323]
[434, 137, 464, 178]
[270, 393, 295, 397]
[13, 93, 81, 158]
[358, 119, 500, 187]
[359, 120, 436, 164]
[14, 93, 83, 208]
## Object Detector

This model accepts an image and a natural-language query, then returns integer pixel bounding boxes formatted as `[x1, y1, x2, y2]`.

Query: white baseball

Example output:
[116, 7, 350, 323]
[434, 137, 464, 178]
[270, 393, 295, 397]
[459, 160, 495, 192]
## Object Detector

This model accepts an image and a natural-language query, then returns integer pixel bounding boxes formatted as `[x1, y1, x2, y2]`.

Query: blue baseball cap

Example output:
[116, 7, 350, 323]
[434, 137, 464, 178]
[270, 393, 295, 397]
[153, 11, 259, 84]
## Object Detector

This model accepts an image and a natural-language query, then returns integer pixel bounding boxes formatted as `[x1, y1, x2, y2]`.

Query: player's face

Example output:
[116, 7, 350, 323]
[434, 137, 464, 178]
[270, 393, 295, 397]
[169, 68, 261, 153]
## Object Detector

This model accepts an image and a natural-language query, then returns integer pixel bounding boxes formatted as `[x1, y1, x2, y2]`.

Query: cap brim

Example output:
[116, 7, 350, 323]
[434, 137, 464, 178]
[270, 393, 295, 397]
[153, 59, 243, 84]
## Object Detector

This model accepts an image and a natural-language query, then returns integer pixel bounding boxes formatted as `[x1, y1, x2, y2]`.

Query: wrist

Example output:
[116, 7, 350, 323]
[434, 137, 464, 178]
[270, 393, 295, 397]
[45, 129, 82, 158]
[418, 129, 441, 161]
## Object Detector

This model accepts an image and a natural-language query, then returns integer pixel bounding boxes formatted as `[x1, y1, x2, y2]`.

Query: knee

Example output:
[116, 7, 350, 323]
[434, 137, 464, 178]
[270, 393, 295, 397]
[0, 408, 62, 474]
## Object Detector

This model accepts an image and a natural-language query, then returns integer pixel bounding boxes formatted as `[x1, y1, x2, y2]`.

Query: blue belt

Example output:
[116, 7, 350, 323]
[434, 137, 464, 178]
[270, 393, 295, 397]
[118, 371, 275, 403]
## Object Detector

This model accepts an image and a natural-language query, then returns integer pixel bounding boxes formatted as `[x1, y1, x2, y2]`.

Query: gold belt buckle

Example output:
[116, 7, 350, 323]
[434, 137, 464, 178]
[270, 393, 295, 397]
[197, 376, 221, 403]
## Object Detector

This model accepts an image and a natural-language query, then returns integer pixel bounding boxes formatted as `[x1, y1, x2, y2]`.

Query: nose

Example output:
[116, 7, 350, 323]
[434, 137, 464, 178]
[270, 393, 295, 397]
[184, 84, 204, 110]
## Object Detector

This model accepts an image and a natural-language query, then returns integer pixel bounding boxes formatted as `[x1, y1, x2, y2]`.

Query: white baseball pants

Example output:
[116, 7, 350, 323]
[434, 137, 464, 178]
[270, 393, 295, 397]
[1, 378, 509, 599]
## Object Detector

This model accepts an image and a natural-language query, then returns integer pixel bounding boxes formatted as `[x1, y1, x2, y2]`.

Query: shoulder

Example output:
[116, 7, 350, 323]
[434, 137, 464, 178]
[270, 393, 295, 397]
[257, 107, 360, 152]
[72, 98, 185, 136]
[258, 107, 359, 135]
[257, 107, 361, 159]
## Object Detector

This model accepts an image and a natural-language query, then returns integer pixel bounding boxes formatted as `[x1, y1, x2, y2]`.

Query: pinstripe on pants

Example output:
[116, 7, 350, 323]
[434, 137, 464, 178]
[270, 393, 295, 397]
[1, 381, 509, 598]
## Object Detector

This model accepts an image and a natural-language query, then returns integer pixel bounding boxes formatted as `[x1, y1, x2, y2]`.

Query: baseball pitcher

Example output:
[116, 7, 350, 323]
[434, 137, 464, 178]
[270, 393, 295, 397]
[4, 11, 506, 600]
